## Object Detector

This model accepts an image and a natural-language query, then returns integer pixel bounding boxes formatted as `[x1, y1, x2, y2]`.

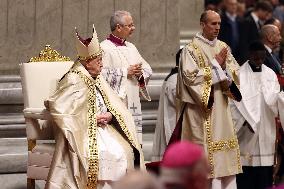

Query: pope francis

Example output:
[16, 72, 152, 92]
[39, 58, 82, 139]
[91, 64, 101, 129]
[44, 25, 144, 189]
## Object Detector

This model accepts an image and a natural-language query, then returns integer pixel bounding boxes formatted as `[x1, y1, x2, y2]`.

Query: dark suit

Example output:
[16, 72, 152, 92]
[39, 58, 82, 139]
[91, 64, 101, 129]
[264, 48, 281, 75]
[218, 12, 241, 63]
[239, 14, 261, 65]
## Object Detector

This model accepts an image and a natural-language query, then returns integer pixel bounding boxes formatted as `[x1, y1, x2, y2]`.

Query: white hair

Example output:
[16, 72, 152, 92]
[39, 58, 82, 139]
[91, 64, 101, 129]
[110, 10, 131, 31]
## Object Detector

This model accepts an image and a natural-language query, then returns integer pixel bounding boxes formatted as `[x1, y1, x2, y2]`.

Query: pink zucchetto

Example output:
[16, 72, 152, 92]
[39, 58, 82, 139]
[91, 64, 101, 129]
[161, 141, 203, 168]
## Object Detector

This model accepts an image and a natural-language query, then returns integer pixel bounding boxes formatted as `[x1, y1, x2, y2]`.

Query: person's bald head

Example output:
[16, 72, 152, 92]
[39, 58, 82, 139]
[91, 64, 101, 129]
[265, 17, 282, 31]
[261, 24, 282, 50]
[200, 10, 221, 41]
[272, 18, 282, 31]
[112, 171, 164, 189]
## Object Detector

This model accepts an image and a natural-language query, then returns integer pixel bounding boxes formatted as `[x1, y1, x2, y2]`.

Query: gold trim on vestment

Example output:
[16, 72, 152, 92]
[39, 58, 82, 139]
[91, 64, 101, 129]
[68, 69, 137, 188]
[217, 42, 242, 173]
[233, 127, 242, 172]
[202, 67, 212, 109]
[68, 70, 99, 189]
[190, 43, 212, 110]
[190, 42, 215, 176]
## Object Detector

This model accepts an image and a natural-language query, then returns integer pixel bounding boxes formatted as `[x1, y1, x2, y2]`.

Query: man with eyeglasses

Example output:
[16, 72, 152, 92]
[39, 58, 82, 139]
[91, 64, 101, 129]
[101, 10, 152, 144]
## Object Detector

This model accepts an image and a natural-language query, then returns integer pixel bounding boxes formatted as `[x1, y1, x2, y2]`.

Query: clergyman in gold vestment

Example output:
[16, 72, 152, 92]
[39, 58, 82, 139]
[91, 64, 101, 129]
[175, 11, 242, 189]
[44, 25, 144, 189]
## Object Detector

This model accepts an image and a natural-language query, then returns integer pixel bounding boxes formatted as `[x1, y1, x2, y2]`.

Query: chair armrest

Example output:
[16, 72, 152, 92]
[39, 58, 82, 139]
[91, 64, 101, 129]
[24, 108, 54, 140]
[23, 108, 51, 120]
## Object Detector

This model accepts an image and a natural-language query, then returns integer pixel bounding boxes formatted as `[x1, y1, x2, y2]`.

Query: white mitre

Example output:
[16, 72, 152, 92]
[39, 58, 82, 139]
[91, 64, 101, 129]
[75, 24, 102, 61]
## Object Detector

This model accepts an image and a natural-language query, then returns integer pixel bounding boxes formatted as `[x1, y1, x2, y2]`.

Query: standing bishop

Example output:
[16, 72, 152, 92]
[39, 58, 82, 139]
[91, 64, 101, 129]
[100, 10, 152, 143]
[44, 25, 144, 189]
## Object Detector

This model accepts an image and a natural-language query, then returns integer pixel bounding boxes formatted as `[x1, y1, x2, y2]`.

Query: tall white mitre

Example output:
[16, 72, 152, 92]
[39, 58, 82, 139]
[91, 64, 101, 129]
[75, 24, 102, 60]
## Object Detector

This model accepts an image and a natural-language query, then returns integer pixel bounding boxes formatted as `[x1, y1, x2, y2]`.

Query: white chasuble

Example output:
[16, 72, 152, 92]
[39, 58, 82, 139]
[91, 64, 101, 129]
[101, 40, 152, 144]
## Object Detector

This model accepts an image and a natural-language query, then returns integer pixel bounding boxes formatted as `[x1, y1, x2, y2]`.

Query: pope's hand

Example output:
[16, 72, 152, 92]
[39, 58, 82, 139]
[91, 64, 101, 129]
[215, 47, 227, 70]
[97, 112, 112, 126]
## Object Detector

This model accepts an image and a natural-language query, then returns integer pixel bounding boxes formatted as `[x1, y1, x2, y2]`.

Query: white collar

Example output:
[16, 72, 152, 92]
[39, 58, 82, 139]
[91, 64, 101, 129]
[226, 12, 237, 22]
[264, 44, 272, 54]
[195, 32, 217, 46]
[251, 12, 260, 28]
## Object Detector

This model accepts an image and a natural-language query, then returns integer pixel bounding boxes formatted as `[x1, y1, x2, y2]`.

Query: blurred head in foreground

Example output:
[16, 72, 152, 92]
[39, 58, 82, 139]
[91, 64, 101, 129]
[112, 170, 164, 189]
[160, 141, 210, 189]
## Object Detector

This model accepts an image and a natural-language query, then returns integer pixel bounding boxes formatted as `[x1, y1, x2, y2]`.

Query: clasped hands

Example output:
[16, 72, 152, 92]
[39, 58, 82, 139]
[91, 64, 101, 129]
[127, 63, 142, 78]
[97, 112, 112, 127]
[215, 47, 228, 70]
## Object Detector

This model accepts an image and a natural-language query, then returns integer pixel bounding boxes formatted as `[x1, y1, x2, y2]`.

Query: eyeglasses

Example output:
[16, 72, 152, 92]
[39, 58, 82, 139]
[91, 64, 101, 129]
[120, 23, 135, 28]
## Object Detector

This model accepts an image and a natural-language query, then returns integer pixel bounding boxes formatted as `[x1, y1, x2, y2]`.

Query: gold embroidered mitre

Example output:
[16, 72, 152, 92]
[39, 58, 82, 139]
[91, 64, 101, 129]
[75, 24, 102, 61]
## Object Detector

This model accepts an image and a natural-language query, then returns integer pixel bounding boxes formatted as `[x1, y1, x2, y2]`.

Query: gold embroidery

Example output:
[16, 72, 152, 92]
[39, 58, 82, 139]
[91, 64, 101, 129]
[202, 67, 212, 109]
[232, 127, 242, 172]
[190, 43, 212, 109]
[191, 43, 206, 68]
[68, 70, 98, 188]
[210, 138, 239, 153]
[190, 42, 216, 176]
[204, 112, 214, 176]
[29, 45, 71, 62]
[187, 41, 241, 177]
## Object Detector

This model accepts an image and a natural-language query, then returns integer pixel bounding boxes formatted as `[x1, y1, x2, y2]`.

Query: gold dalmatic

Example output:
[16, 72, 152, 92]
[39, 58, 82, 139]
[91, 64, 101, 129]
[177, 39, 242, 178]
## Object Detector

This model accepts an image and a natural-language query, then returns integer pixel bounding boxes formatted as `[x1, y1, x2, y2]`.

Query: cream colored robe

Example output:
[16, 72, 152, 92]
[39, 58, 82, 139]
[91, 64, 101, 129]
[100, 40, 152, 144]
[44, 62, 144, 189]
[152, 73, 177, 161]
[176, 34, 242, 178]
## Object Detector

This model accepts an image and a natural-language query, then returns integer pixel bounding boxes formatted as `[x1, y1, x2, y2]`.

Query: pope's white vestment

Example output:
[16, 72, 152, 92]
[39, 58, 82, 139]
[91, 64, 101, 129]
[44, 62, 144, 189]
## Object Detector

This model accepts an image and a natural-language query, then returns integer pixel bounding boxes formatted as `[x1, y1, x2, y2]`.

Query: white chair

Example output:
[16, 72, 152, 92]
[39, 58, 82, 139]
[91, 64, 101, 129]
[20, 45, 73, 189]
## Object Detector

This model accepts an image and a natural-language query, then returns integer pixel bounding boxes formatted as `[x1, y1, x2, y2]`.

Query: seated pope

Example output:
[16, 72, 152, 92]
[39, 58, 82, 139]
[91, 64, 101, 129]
[44, 25, 144, 189]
